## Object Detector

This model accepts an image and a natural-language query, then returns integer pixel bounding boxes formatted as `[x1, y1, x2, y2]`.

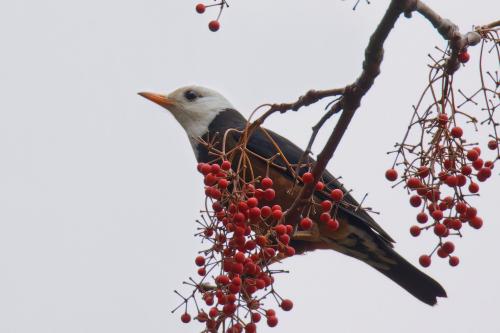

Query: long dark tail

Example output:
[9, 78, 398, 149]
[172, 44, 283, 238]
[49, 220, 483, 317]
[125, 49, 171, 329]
[323, 226, 447, 306]
[373, 246, 447, 306]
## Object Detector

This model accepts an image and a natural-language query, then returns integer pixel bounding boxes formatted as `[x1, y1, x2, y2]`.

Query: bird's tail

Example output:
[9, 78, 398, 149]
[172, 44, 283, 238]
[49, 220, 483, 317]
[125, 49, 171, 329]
[370, 246, 447, 306]
[322, 224, 447, 306]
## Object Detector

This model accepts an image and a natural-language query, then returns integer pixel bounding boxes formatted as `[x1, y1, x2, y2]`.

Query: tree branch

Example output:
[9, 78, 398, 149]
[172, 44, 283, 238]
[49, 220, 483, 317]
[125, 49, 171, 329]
[285, 0, 410, 220]
[250, 87, 345, 129]
[415, 0, 482, 74]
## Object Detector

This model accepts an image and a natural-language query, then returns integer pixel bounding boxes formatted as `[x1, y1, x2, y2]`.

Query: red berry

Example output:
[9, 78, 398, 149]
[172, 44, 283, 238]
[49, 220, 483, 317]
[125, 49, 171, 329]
[223, 303, 236, 315]
[263, 188, 276, 201]
[251, 312, 261, 323]
[204, 173, 217, 186]
[200, 163, 211, 175]
[437, 248, 448, 258]
[266, 309, 276, 317]
[450, 126, 463, 138]
[195, 3, 206, 13]
[247, 197, 258, 208]
[302, 172, 314, 184]
[244, 323, 256, 333]
[470, 216, 483, 229]
[327, 219, 340, 231]
[321, 200, 333, 212]
[385, 168, 398, 181]
[267, 316, 278, 327]
[468, 182, 479, 193]
[234, 251, 245, 263]
[438, 171, 448, 181]
[441, 196, 453, 209]
[281, 299, 293, 311]
[466, 206, 477, 218]
[320, 212, 331, 223]
[261, 206, 272, 218]
[271, 204, 281, 211]
[330, 189, 344, 202]
[431, 210, 444, 221]
[407, 177, 422, 190]
[205, 296, 215, 306]
[279, 233, 290, 244]
[458, 51, 470, 63]
[472, 158, 484, 170]
[456, 201, 467, 214]
[315, 181, 325, 191]
[438, 113, 449, 125]
[409, 195, 422, 207]
[216, 275, 230, 285]
[466, 149, 479, 161]
[181, 313, 191, 323]
[410, 225, 421, 237]
[427, 202, 438, 213]
[300, 217, 313, 230]
[195, 256, 205, 266]
[285, 246, 295, 256]
[488, 140, 498, 150]
[416, 212, 428, 224]
[449, 256, 460, 266]
[443, 159, 455, 170]
[426, 188, 441, 202]
[218, 178, 229, 189]
[261, 177, 273, 189]
[221, 160, 231, 170]
[451, 219, 462, 230]
[417, 166, 430, 178]
[272, 209, 283, 220]
[442, 241, 455, 254]
[445, 175, 458, 187]
[208, 20, 220, 32]
[210, 164, 220, 174]
[198, 267, 206, 276]
[248, 207, 260, 219]
[419, 255, 431, 267]
[434, 223, 447, 236]
[461, 165, 472, 175]
[477, 167, 491, 181]
[457, 174, 467, 187]
[274, 224, 287, 235]
[245, 240, 256, 251]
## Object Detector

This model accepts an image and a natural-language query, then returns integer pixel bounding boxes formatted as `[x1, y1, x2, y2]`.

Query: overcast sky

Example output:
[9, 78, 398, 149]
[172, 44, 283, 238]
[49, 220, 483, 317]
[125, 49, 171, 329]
[1, 1, 499, 332]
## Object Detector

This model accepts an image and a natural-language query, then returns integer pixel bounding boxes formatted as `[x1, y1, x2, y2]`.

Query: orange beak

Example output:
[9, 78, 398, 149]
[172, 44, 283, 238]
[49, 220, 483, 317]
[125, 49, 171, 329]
[138, 92, 175, 109]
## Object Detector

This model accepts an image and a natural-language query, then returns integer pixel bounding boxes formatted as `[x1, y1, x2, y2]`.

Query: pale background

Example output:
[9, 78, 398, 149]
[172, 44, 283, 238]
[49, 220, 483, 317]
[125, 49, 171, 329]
[1, 1, 499, 332]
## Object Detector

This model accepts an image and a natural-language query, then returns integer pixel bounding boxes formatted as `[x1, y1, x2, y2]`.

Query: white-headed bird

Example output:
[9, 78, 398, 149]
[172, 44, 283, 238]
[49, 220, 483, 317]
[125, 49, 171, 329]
[139, 85, 446, 305]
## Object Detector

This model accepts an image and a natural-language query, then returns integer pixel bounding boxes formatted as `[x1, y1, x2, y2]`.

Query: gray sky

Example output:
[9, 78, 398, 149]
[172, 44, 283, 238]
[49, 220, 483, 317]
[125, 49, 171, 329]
[1, 1, 499, 332]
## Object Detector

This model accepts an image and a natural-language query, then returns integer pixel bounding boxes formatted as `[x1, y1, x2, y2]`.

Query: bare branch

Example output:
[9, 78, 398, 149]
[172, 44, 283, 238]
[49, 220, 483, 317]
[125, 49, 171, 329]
[250, 87, 346, 128]
[415, 0, 482, 74]
[285, 0, 410, 220]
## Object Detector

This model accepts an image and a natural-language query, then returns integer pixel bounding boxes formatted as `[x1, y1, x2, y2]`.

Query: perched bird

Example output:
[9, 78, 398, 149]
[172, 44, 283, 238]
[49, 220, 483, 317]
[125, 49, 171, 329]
[139, 85, 447, 305]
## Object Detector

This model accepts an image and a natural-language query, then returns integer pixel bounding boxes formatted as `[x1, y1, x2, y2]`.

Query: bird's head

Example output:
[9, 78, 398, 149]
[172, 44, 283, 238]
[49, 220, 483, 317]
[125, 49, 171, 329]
[138, 85, 235, 142]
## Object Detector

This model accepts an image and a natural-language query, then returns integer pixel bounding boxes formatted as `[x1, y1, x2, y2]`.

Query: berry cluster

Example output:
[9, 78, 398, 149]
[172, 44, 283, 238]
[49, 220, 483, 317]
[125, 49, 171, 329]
[195, 1, 229, 32]
[174, 160, 296, 333]
[387, 43, 499, 268]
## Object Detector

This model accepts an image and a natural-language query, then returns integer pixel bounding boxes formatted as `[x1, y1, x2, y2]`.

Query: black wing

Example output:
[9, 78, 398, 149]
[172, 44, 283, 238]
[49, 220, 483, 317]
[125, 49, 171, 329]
[201, 108, 394, 244]
[245, 126, 395, 244]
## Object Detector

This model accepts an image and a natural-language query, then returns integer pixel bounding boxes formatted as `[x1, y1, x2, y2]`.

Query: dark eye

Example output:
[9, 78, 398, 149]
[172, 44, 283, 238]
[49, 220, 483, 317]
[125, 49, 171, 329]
[184, 90, 198, 101]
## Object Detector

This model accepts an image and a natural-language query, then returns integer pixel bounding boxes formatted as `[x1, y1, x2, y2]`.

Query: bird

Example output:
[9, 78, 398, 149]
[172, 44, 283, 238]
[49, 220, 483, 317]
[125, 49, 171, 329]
[138, 85, 447, 306]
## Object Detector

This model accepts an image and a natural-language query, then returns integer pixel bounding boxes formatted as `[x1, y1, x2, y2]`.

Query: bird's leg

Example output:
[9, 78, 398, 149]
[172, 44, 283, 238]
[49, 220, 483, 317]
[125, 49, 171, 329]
[291, 222, 322, 242]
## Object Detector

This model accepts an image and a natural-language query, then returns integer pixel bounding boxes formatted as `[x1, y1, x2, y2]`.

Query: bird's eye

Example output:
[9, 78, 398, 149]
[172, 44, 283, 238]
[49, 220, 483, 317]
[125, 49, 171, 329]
[184, 90, 198, 101]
